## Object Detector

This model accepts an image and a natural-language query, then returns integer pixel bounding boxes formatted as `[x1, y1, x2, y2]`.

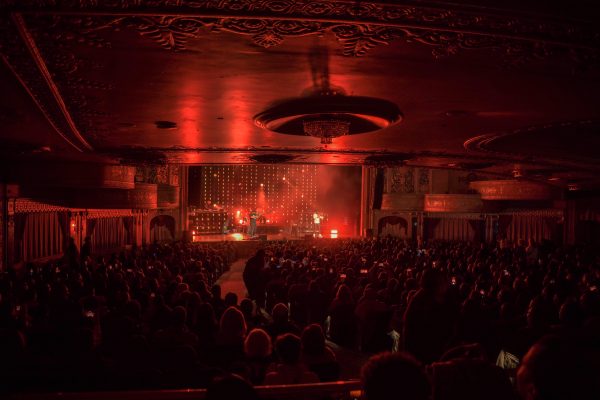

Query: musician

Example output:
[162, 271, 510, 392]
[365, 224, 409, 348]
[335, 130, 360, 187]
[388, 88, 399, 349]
[248, 209, 259, 237]
[313, 212, 322, 236]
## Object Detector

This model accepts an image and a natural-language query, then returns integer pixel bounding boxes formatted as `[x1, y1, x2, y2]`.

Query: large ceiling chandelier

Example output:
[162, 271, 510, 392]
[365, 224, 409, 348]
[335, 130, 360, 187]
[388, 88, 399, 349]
[254, 46, 402, 144]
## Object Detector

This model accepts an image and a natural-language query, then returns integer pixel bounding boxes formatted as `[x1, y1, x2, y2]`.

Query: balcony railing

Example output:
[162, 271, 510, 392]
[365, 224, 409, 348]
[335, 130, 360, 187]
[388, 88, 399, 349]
[7, 380, 362, 400]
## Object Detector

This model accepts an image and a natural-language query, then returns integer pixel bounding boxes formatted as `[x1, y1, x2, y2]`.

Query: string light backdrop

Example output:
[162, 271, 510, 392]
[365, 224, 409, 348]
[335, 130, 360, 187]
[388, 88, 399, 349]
[196, 165, 318, 227]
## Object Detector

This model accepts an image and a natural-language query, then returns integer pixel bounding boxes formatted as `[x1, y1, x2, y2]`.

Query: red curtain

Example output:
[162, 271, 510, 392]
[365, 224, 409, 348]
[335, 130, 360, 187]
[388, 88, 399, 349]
[57, 212, 70, 247]
[150, 215, 175, 240]
[14, 214, 28, 262]
[424, 218, 440, 241]
[89, 217, 128, 253]
[432, 218, 476, 241]
[20, 212, 64, 261]
[123, 217, 134, 244]
[498, 215, 513, 239]
[378, 216, 408, 237]
[506, 215, 554, 243]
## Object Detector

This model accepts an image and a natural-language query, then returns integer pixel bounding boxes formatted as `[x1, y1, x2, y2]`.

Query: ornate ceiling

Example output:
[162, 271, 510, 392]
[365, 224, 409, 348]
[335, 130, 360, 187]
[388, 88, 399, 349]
[1, 1, 600, 190]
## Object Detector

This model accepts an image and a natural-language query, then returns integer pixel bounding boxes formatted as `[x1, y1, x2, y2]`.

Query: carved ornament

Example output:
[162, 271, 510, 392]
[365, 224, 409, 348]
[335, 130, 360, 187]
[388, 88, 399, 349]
[424, 194, 482, 213]
[380, 193, 424, 211]
[470, 180, 556, 200]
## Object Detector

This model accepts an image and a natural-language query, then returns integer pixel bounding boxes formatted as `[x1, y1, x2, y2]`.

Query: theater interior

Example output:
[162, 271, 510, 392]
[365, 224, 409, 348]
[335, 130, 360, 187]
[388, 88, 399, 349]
[1, 1, 600, 399]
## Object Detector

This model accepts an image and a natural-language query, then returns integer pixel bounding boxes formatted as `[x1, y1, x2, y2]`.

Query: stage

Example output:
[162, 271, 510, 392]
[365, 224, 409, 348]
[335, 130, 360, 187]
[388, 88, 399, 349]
[192, 232, 298, 242]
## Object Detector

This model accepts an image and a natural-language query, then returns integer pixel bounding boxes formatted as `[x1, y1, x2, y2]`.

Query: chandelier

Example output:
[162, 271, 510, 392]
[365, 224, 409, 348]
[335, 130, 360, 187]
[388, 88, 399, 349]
[303, 118, 351, 144]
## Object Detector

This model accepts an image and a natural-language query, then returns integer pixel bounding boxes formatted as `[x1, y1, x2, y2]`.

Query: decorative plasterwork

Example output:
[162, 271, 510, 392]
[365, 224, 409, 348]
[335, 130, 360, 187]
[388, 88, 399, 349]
[499, 209, 563, 218]
[157, 183, 179, 209]
[1, 1, 599, 154]
[14, 199, 71, 213]
[424, 194, 482, 213]
[86, 209, 136, 218]
[0, 14, 94, 152]
[424, 212, 482, 219]
[13, 199, 150, 215]
[470, 180, 555, 200]
[11, 163, 136, 189]
[380, 193, 424, 211]
[3, 1, 599, 59]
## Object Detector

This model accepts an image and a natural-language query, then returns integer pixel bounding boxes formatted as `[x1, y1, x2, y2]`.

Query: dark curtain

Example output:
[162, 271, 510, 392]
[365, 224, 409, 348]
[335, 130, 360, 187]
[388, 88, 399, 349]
[57, 212, 70, 246]
[498, 215, 513, 239]
[123, 217, 134, 244]
[424, 218, 440, 241]
[468, 219, 485, 242]
[378, 216, 408, 235]
[150, 215, 176, 238]
[90, 217, 127, 253]
[432, 218, 475, 241]
[87, 218, 97, 239]
[544, 217, 561, 244]
[372, 168, 385, 210]
[14, 214, 28, 262]
[20, 213, 64, 262]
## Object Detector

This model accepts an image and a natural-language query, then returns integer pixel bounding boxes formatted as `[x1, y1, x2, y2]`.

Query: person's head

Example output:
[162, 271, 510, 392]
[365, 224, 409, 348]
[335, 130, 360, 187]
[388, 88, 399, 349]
[244, 328, 272, 359]
[240, 298, 253, 317]
[335, 284, 353, 303]
[272, 303, 289, 324]
[361, 352, 431, 400]
[224, 292, 238, 308]
[527, 297, 551, 330]
[420, 269, 447, 298]
[197, 302, 217, 325]
[301, 324, 326, 356]
[219, 306, 247, 339]
[211, 284, 222, 299]
[517, 334, 600, 400]
[206, 373, 258, 400]
[275, 333, 302, 365]
[559, 300, 584, 328]
[172, 306, 187, 329]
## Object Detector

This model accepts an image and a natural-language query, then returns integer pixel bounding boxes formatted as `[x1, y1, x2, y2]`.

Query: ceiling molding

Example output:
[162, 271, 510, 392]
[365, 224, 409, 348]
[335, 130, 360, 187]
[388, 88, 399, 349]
[0, 14, 94, 151]
[1, 1, 598, 61]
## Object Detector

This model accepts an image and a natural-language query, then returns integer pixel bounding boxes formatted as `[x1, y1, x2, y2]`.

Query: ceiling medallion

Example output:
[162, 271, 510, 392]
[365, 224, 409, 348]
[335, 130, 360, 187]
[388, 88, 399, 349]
[254, 92, 402, 144]
[254, 46, 402, 144]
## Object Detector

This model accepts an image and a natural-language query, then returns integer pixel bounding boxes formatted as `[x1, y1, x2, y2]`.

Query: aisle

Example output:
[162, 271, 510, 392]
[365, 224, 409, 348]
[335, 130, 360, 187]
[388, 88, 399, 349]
[216, 258, 248, 300]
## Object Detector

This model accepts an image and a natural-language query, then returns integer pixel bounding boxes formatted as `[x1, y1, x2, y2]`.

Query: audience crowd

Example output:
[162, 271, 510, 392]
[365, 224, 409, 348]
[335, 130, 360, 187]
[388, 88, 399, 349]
[1, 236, 600, 399]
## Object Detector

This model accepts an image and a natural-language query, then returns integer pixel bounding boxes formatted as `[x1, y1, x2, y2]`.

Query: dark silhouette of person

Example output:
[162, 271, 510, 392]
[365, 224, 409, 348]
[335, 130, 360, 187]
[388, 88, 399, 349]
[403, 269, 455, 363]
[517, 334, 600, 400]
[361, 352, 431, 400]
[206, 373, 258, 400]
[243, 249, 265, 307]
[80, 236, 92, 264]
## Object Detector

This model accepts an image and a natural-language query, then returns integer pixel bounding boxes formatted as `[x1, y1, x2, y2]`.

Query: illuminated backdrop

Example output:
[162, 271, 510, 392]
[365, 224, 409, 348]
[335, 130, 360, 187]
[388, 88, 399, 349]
[189, 165, 360, 235]
[191, 165, 318, 226]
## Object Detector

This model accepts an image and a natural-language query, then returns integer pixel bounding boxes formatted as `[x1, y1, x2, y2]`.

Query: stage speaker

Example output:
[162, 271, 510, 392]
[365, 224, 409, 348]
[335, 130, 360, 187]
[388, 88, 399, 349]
[304, 234, 313, 240]
[259, 234, 268, 241]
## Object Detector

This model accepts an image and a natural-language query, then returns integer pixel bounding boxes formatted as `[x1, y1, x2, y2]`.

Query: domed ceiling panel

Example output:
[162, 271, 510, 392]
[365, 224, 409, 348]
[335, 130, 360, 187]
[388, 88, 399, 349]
[0, 1, 599, 187]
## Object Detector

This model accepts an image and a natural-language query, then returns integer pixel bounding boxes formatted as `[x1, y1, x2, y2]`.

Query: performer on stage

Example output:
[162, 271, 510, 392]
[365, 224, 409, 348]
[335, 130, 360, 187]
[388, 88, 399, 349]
[222, 214, 231, 234]
[248, 209, 259, 237]
[313, 212, 322, 236]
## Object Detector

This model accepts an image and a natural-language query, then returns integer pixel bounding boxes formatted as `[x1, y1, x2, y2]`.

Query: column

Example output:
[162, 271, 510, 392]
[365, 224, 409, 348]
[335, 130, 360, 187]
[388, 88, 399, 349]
[0, 184, 6, 271]
[360, 166, 376, 237]
[178, 165, 189, 240]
